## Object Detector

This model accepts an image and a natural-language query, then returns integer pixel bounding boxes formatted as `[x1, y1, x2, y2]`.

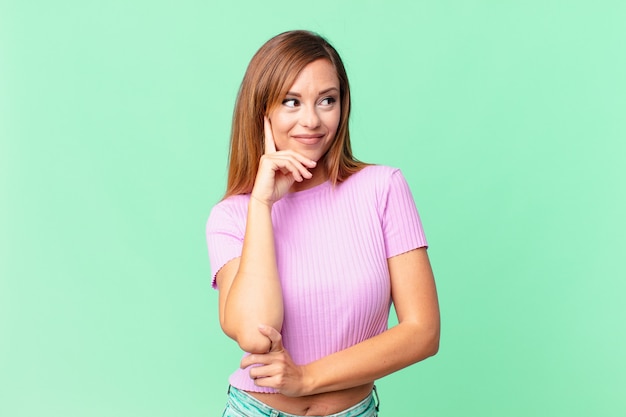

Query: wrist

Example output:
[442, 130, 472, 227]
[299, 364, 318, 396]
[249, 193, 274, 209]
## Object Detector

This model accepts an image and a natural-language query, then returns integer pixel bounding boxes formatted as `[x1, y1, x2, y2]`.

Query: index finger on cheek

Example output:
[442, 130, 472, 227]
[264, 116, 276, 154]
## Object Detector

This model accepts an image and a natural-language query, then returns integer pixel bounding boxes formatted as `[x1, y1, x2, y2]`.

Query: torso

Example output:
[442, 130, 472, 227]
[208, 166, 426, 403]
[248, 383, 373, 416]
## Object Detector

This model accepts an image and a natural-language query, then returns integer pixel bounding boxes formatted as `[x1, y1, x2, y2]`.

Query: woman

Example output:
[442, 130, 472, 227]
[206, 30, 440, 417]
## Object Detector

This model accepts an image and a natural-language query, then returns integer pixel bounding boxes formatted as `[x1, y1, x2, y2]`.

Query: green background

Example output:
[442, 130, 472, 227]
[2, 0, 625, 416]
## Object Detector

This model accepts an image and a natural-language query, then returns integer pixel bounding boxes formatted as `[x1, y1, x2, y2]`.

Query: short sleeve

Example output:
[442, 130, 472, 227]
[381, 170, 428, 258]
[206, 200, 246, 289]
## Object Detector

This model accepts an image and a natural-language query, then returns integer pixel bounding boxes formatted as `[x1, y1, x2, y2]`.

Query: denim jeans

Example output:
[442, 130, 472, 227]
[221, 385, 380, 417]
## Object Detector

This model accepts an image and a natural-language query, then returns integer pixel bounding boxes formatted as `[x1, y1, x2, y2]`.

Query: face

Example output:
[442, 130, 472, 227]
[267, 59, 341, 163]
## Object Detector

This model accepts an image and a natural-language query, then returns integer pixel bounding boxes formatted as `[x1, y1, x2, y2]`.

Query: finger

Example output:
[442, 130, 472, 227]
[264, 116, 276, 154]
[240, 354, 270, 369]
[251, 374, 281, 390]
[247, 362, 277, 380]
[278, 150, 317, 170]
[258, 324, 284, 352]
[264, 155, 307, 182]
[269, 153, 315, 180]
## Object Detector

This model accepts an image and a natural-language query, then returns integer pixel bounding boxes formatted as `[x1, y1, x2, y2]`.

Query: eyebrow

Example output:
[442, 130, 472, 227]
[285, 87, 340, 97]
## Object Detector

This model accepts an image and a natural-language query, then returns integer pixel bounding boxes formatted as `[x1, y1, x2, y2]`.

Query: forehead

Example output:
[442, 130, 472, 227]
[288, 59, 339, 91]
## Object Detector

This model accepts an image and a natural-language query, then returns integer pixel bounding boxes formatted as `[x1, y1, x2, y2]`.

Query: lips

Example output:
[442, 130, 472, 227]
[292, 133, 325, 145]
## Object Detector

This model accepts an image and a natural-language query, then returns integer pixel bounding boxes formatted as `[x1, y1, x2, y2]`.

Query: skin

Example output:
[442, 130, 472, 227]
[265, 58, 340, 192]
[216, 59, 440, 415]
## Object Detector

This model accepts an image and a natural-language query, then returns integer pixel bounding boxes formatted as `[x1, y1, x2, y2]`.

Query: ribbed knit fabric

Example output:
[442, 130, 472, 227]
[206, 165, 427, 393]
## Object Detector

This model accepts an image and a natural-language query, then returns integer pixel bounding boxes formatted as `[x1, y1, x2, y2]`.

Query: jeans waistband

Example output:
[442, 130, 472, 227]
[226, 385, 379, 417]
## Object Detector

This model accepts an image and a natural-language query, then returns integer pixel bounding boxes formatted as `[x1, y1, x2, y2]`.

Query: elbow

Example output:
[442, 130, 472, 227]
[426, 330, 440, 358]
[424, 325, 440, 358]
[409, 322, 440, 360]
[221, 319, 271, 354]
[236, 332, 271, 354]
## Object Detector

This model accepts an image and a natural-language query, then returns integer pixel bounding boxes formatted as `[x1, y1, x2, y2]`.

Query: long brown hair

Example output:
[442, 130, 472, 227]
[224, 30, 367, 198]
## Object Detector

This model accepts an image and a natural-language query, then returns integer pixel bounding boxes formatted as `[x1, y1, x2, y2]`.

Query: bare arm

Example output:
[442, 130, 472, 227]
[216, 197, 283, 354]
[216, 118, 317, 354]
[243, 247, 440, 395]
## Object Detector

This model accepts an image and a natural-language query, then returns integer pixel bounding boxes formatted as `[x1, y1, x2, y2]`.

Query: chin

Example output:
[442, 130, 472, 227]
[307, 150, 329, 163]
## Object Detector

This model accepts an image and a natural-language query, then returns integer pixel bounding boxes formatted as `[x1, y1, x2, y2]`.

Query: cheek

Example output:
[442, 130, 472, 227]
[325, 110, 341, 138]
[268, 113, 293, 147]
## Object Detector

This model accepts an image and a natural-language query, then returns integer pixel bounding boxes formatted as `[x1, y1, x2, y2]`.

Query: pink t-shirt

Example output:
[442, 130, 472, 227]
[206, 165, 427, 393]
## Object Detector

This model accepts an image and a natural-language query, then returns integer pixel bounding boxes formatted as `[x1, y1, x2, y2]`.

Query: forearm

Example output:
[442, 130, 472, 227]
[223, 197, 284, 353]
[302, 321, 439, 395]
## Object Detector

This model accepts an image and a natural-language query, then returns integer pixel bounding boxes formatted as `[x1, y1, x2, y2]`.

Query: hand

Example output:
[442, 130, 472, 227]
[250, 117, 317, 206]
[240, 325, 309, 397]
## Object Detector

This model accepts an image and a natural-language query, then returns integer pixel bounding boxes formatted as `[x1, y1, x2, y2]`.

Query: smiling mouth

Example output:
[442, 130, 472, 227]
[292, 134, 325, 144]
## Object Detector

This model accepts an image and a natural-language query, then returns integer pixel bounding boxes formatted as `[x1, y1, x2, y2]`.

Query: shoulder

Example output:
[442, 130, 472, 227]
[342, 164, 405, 192]
[351, 164, 399, 178]
[206, 194, 250, 230]
[331, 165, 408, 212]
[213, 193, 250, 211]
[344, 165, 419, 213]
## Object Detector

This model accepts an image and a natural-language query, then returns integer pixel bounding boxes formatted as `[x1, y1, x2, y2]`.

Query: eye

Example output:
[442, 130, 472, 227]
[282, 98, 299, 108]
[319, 96, 337, 106]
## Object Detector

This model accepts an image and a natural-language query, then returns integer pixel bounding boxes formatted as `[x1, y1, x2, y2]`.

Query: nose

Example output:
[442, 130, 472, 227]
[299, 105, 321, 129]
